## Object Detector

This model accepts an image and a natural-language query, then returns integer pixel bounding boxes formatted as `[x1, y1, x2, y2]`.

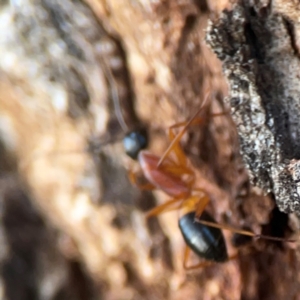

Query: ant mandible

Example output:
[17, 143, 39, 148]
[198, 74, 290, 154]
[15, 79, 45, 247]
[124, 92, 295, 270]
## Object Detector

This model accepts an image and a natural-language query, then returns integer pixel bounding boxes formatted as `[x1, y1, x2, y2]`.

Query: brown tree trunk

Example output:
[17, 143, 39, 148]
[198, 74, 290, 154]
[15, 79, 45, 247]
[0, 0, 299, 299]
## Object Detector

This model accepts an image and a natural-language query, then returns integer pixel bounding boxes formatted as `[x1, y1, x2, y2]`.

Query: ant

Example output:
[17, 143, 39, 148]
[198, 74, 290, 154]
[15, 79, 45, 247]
[81, 52, 294, 271]
[123, 92, 295, 270]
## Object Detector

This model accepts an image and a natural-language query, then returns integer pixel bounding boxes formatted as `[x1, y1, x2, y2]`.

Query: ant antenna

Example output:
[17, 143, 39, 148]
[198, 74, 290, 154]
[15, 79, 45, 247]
[196, 218, 296, 243]
[101, 59, 129, 133]
[157, 91, 211, 167]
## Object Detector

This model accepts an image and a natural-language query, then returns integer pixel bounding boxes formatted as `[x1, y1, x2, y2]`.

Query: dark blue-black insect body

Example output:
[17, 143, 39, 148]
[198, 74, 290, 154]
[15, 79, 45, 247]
[123, 128, 148, 160]
[179, 210, 228, 264]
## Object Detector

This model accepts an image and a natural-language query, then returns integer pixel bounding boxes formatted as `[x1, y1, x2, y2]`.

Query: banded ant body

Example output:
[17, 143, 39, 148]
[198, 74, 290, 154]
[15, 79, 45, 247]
[122, 93, 294, 270]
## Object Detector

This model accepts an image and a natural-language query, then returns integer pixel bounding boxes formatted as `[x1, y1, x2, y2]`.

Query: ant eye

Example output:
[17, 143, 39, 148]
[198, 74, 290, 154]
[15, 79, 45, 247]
[123, 129, 148, 160]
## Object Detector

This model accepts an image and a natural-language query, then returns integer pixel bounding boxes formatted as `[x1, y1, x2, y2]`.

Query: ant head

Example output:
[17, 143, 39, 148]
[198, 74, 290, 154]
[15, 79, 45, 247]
[123, 127, 148, 160]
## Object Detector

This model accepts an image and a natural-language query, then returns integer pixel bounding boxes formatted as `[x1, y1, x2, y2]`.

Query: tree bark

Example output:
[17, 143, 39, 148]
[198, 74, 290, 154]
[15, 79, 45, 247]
[0, 0, 299, 299]
[207, 0, 300, 216]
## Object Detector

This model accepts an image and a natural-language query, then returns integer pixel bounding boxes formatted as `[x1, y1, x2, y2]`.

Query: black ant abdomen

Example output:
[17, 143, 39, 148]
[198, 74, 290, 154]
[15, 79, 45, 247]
[179, 211, 228, 263]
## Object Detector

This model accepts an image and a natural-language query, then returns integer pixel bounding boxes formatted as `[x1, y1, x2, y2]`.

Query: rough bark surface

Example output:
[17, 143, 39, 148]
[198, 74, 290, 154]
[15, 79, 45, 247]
[207, 0, 300, 215]
[0, 0, 299, 300]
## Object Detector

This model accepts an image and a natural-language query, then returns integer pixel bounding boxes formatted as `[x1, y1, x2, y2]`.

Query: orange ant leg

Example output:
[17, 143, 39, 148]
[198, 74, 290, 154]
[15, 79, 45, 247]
[195, 195, 210, 218]
[145, 197, 183, 218]
[151, 128, 196, 191]
[161, 111, 229, 167]
[169, 111, 229, 131]
[149, 149, 194, 179]
[157, 93, 211, 167]
[180, 195, 210, 219]
[158, 95, 228, 167]
[183, 246, 238, 270]
[159, 162, 194, 177]
[155, 124, 186, 167]
[154, 148, 196, 186]
[147, 194, 210, 219]
[157, 92, 211, 167]
[128, 169, 156, 190]
[183, 246, 213, 270]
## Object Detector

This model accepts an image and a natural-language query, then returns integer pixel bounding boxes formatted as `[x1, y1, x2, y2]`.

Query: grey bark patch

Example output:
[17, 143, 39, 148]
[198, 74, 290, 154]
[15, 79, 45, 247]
[206, 1, 300, 214]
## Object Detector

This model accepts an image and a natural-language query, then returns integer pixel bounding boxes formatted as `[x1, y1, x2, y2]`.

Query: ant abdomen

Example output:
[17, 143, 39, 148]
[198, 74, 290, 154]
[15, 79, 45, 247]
[179, 211, 228, 263]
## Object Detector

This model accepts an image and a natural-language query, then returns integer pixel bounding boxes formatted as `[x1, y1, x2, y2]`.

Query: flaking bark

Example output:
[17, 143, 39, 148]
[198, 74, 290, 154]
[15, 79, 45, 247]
[207, 0, 300, 215]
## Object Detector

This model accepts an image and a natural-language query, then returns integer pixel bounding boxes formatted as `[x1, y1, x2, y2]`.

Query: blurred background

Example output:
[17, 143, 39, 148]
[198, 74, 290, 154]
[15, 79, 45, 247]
[0, 0, 299, 299]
